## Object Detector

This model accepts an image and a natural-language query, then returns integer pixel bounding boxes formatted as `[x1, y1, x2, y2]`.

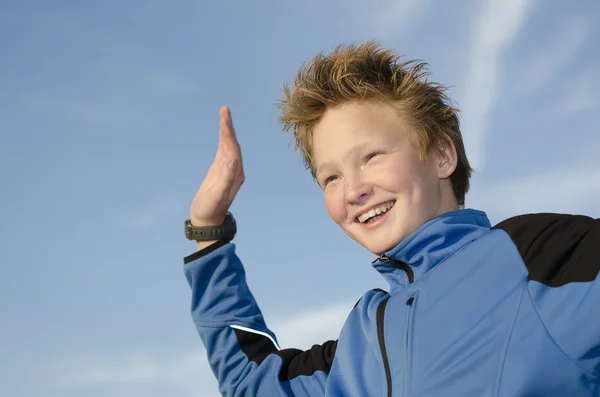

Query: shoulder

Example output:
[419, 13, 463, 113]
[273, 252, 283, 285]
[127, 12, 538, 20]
[353, 288, 388, 309]
[491, 213, 599, 287]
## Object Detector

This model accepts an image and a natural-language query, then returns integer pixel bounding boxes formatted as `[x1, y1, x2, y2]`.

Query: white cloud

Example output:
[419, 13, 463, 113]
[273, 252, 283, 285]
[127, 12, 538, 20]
[459, 0, 534, 173]
[58, 352, 201, 385]
[562, 88, 599, 114]
[558, 69, 600, 115]
[271, 299, 354, 349]
[52, 299, 353, 397]
[516, 16, 590, 95]
[470, 162, 600, 219]
[374, 0, 430, 37]
[52, 350, 217, 397]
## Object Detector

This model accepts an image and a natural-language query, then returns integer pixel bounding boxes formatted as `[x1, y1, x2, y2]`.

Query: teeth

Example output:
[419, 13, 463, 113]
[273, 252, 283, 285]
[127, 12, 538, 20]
[357, 201, 395, 223]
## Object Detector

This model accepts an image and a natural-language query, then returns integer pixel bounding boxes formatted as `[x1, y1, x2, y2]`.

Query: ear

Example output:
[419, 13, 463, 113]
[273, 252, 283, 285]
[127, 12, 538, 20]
[435, 135, 458, 179]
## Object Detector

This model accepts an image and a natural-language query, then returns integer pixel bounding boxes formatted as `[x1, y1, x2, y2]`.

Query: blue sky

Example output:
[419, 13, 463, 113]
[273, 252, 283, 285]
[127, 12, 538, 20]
[1, 1, 599, 396]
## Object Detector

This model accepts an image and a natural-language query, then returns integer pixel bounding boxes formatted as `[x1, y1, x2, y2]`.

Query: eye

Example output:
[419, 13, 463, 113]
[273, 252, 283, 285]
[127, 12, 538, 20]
[323, 175, 339, 186]
[366, 152, 381, 162]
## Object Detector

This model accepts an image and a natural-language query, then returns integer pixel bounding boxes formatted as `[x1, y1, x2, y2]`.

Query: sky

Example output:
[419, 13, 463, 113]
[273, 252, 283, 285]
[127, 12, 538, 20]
[1, 0, 599, 396]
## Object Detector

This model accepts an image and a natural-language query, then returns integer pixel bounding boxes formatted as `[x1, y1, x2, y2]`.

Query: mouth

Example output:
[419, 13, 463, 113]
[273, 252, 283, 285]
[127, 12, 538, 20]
[355, 200, 396, 224]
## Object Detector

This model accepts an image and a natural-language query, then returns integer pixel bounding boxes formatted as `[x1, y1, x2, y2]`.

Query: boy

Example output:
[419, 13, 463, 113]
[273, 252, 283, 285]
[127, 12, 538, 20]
[183, 42, 600, 396]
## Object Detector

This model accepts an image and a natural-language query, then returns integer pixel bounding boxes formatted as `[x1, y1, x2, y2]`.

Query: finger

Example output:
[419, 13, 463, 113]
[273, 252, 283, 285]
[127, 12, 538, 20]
[216, 106, 226, 153]
[220, 105, 233, 132]
[219, 106, 241, 154]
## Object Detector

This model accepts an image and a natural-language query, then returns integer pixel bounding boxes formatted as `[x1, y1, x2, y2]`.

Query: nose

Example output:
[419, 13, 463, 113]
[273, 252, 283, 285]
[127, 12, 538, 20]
[345, 174, 373, 205]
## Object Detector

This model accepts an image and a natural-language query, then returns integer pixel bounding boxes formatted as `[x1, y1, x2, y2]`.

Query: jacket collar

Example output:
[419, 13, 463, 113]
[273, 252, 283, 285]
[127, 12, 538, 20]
[372, 209, 491, 290]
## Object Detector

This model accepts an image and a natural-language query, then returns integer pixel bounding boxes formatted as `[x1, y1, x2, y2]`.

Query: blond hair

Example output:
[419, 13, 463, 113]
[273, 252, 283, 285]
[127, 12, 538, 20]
[278, 41, 473, 206]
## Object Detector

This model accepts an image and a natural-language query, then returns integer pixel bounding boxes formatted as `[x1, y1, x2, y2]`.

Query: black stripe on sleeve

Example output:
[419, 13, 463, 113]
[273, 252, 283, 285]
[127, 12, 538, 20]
[275, 340, 338, 381]
[492, 213, 600, 287]
[232, 327, 338, 381]
[232, 327, 279, 364]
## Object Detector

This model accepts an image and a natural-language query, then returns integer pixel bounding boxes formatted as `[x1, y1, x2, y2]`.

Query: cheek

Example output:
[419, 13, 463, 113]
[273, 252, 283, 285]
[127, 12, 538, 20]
[324, 189, 346, 224]
[394, 163, 440, 211]
[375, 161, 417, 193]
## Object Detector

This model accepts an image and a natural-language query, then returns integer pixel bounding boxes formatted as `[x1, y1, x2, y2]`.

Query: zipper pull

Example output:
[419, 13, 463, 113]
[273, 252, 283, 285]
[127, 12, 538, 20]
[376, 255, 415, 284]
[406, 295, 415, 305]
[372, 253, 389, 264]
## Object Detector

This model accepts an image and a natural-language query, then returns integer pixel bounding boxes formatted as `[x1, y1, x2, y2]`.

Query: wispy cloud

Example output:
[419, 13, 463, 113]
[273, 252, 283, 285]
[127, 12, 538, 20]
[558, 69, 600, 116]
[52, 299, 353, 397]
[459, 0, 534, 173]
[516, 15, 590, 95]
[271, 299, 354, 349]
[470, 162, 600, 219]
[53, 350, 216, 397]
[374, 0, 430, 37]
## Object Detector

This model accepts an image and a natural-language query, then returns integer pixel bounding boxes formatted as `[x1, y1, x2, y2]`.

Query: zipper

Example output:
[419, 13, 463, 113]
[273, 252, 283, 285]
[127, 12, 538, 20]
[376, 255, 414, 397]
[379, 254, 414, 283]
[404, 294, 416, 396]
[377, 296, 392, 397]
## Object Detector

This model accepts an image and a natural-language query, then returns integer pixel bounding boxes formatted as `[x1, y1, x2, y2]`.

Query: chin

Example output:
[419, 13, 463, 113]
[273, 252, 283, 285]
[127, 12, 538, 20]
[345, 222, 408, 255]
[363, 237, 402, 256]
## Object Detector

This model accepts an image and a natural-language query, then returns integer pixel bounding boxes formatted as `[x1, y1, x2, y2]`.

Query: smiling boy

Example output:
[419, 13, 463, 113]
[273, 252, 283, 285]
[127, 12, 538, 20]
[310, 100, 463, 254]
[183, 42, 600, 396]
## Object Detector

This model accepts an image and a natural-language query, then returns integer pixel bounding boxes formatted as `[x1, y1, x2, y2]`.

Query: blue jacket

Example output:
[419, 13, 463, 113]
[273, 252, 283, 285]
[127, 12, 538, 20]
[183, 209, 600, 396]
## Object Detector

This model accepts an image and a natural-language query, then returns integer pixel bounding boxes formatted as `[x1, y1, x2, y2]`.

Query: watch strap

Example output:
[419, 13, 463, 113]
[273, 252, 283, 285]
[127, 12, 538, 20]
[185, 212, 236, 241]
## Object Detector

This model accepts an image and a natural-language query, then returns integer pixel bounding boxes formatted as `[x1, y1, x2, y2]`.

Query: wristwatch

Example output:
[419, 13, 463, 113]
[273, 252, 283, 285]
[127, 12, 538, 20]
[185, 212, 237, 241]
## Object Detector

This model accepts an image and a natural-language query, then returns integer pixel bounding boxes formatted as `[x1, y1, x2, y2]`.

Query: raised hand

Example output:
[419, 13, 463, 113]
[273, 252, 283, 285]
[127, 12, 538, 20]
[189, 106, 245, 249]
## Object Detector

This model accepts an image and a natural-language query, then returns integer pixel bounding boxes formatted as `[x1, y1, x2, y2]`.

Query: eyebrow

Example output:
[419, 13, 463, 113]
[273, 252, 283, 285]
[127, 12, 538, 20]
[315, 162, 334, 179]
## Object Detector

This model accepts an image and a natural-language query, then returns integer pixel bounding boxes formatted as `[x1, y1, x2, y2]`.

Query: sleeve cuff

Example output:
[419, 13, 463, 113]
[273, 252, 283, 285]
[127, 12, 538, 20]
[183, 239, 231, 264]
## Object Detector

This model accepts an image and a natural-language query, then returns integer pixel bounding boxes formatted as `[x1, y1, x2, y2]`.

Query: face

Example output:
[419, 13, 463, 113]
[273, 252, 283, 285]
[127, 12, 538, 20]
[312, 101, 458, 255]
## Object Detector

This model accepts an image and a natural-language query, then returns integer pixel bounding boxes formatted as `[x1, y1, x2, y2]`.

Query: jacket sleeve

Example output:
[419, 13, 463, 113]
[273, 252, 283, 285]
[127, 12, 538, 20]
[494, 213, 600, 376]
[183, 242, 337, 397]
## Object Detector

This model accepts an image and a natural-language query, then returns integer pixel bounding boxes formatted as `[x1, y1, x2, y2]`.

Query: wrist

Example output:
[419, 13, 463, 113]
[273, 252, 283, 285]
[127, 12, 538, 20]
[185, 212, 236, 245]
[190, 215, 226, 228]
[196, 240, 219, 251]
[184, 239, 231, 265]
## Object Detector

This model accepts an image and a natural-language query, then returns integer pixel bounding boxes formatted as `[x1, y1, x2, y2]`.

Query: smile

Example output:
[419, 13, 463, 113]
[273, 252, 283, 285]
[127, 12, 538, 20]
[356, 201, 395, 223]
